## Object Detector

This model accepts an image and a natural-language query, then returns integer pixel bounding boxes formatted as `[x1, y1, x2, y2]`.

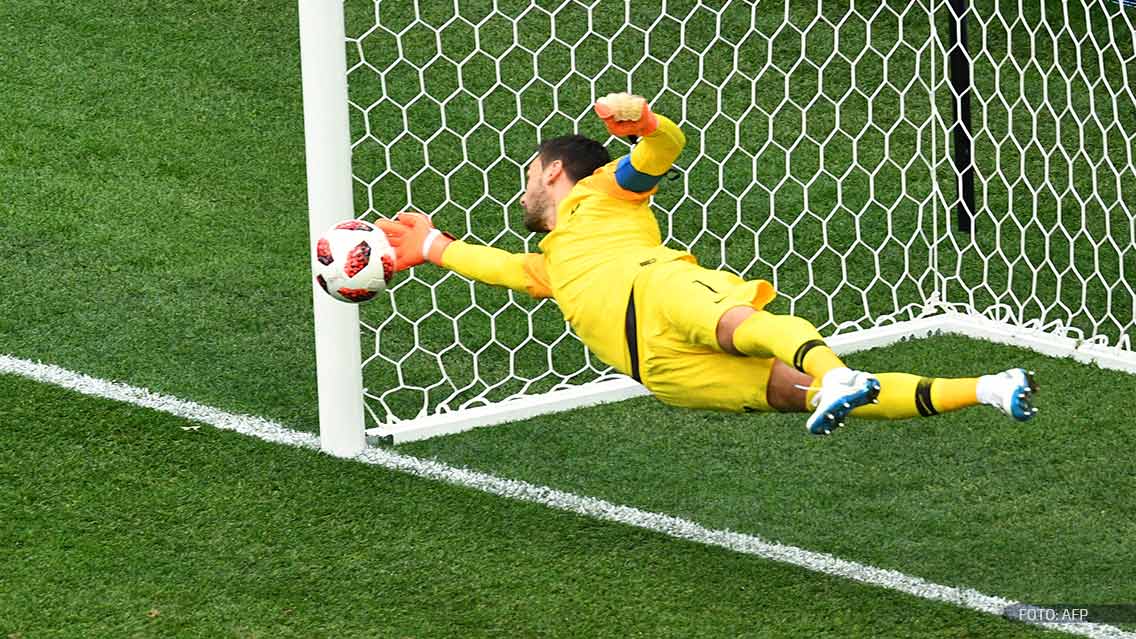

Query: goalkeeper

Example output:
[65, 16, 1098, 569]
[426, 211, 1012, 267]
[378, 93, 1038, 434]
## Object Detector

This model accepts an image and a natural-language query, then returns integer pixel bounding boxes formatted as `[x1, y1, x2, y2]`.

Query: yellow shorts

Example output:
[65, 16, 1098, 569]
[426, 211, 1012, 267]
[633, 259, 779, 413]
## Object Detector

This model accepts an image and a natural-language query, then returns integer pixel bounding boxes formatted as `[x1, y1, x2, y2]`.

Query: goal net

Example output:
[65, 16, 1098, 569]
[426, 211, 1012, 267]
[301, 0, 1135, 449]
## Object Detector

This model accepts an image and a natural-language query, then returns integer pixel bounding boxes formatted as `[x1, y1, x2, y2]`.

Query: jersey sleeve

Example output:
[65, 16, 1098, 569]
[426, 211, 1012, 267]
[440, 240, 552, 299]
[613, 115, 686, 193]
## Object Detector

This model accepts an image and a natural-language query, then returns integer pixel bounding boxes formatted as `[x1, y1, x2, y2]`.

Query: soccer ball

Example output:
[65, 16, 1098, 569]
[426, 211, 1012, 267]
[313, 219, 396, 304]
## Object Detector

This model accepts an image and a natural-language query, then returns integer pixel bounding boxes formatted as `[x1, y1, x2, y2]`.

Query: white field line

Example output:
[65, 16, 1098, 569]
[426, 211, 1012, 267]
[2, 353, 1132, 639]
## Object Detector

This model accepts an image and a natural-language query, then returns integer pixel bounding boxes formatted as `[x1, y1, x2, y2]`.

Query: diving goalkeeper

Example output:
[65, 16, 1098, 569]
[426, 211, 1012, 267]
[377, 93, 1038, 434]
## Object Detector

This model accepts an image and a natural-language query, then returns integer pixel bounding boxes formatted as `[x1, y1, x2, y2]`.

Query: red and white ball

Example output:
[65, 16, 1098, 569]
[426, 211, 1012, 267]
[313, 219, 396, 304]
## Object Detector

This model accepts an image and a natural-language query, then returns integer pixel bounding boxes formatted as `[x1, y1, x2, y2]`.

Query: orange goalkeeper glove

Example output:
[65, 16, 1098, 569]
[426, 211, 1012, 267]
[594, 92, 659, 138]
[374, 212, 454, 271]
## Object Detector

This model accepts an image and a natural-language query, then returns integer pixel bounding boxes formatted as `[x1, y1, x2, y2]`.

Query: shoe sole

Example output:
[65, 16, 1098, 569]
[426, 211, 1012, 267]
[1009, 369, 1040, 421]
[807, 377, 882, 436]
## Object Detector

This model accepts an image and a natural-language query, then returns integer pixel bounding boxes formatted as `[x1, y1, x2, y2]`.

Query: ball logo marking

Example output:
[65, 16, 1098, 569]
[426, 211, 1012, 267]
[344, 241, 371, 278]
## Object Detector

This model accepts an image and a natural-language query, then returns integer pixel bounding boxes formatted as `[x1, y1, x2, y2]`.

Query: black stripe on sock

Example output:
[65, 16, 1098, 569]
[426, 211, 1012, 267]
[792, 339, 827, 373]
[915, 377, 939, 417]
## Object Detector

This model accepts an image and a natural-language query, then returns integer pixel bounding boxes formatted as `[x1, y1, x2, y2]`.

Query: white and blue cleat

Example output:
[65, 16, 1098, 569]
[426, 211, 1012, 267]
[980, 368, 1040, 421]
[806, 368, 882, 435]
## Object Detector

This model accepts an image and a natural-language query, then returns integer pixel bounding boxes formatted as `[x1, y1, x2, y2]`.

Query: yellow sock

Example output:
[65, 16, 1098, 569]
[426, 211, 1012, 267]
[732, 311, 846, 379]
[931, 377, 980, 412]
[849, 373, 979, 419]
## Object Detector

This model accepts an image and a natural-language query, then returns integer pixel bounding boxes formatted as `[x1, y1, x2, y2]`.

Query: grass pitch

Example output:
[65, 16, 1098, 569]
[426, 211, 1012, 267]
[1, 373, 1071, 638]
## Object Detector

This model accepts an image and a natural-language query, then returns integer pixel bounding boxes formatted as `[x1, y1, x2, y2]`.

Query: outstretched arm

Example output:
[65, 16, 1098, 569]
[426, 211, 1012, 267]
[376, 213, 552, 299]
[594, 92, 686, 193]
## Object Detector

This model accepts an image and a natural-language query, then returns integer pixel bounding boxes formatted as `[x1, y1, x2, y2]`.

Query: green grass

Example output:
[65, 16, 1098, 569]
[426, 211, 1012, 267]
[1, 373, 1069, 638]
[405, 335, 1136, 614]
[0, 0, 319, 428]
[2, 1, 1134, 636]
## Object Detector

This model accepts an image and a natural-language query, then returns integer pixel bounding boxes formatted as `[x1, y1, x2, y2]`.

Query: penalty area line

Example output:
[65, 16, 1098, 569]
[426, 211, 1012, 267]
[2, 353, 1132, 639]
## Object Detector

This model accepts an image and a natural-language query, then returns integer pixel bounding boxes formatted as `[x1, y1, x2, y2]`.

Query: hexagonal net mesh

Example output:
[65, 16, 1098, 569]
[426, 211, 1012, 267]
[935, 1, 1135, 349]
[341, 0, 1135, 427]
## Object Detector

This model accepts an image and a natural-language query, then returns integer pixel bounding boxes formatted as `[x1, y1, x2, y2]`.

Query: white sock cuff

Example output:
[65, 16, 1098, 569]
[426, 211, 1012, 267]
[975, 374, 998, 406]
[821, 366, 853, 384]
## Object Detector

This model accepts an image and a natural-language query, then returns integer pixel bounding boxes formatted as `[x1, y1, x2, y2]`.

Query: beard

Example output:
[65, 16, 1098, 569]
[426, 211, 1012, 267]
[522, 185, 553, 232]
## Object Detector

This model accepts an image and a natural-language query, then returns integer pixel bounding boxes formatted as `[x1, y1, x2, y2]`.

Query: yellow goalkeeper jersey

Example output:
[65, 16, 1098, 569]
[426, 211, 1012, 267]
[441, 115, 693, 376]
[536, 162, 693, 374]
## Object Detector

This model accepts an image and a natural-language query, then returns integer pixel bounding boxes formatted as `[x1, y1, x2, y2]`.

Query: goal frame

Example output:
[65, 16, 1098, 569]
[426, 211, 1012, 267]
[298, 0, 1136, 455]
[298, 0, 366, 457]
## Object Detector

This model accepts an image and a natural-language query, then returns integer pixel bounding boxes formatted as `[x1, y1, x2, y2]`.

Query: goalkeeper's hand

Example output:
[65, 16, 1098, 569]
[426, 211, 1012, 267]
[374, 212, 454, 271]
[594, 92, 659, 138]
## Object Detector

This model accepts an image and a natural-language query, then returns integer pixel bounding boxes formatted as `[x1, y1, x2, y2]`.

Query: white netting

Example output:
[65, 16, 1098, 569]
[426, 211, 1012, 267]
[935, 1, 1136, 349]
[342, 0, 1135, 426]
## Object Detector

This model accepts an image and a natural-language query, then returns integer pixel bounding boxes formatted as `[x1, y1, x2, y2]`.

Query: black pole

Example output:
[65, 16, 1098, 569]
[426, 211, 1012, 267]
[947, 0, 976, 233]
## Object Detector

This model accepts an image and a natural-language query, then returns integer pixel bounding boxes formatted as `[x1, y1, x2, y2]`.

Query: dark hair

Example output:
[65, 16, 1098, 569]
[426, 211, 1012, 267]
[536, 134, 610, 182]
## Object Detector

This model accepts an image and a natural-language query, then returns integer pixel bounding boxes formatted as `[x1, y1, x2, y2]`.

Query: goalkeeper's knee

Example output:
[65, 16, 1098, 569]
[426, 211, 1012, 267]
[730, 311, 846, 378]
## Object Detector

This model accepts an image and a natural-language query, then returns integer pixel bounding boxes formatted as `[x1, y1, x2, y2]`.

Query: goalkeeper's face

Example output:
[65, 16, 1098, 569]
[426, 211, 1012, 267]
[521, 158, 554, 233]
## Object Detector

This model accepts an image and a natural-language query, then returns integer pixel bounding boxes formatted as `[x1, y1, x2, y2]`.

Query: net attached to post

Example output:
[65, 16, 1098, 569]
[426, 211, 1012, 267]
[340, 0, 1135, 433]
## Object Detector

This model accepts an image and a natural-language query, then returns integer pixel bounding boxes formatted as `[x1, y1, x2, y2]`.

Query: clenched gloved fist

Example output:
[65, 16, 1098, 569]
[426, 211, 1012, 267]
[594, 92, 659, 138]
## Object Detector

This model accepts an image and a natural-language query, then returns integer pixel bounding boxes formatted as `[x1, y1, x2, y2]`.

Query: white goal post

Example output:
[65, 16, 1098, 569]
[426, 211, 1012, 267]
[299, 0, 1136, 456]
[298, 0, 366, 456]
